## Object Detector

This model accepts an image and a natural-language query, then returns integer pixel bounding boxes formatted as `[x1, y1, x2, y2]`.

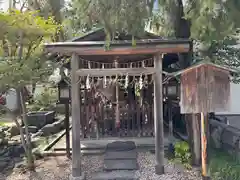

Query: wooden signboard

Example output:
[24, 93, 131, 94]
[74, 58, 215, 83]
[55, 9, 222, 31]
[178, 63, 234, 180]
[180, 64, 231, 114]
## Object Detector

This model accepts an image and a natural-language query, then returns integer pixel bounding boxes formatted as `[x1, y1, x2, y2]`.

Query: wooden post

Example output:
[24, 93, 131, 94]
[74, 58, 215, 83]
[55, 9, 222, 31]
[192, 114, 201, 166]
[65, 103, 70, 158]
[114, 59, 120, 133]
[154, 53, 164, 175]
[168, 100, 174, 156]
[201, 112, 210, 180]
[70, 53, 85, 180]
[168, 100, 173, 142]
[166, 100, 174, 157]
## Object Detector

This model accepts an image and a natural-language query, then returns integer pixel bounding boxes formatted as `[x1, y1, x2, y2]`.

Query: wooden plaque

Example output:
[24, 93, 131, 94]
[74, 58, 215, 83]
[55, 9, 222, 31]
[180, 64, 231, 114]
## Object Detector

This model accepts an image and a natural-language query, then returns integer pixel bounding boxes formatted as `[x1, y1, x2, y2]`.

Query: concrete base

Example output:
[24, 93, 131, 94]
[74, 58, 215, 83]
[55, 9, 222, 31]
[155, 164, 164, 175]
[69, 174, 86, 180]
[104, 159, 138, 171]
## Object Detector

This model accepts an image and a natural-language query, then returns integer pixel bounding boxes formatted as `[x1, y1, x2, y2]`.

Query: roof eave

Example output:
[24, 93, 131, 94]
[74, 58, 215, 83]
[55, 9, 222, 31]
[169, 62, 239, 78]
[44, 39, 192, 56]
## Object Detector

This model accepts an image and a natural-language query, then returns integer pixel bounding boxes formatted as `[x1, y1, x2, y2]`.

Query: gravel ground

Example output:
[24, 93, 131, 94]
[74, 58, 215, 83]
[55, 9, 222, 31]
[135, 152, 202, 180]
[0, 155, 103, 180]
[1, 152, 202, 180]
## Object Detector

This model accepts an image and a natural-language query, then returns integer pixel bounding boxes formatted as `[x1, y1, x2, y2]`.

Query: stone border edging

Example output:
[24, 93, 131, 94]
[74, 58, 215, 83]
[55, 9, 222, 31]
[43, 125, 72, 151]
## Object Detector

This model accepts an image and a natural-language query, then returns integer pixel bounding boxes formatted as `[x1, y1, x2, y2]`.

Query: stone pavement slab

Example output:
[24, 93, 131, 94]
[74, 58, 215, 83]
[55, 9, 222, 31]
[104, 150, 137, 160]
[91, 171, 137, 180]
[103, 159, 138, 171]
[106, 141, 136, 151]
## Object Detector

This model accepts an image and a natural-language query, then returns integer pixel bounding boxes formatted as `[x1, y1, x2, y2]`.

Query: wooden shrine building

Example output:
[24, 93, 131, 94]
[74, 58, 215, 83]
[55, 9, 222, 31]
[44, 29, 192, 179]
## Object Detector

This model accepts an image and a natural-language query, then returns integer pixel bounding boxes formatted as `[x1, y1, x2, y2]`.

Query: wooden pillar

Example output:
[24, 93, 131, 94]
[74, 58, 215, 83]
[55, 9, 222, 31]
[65, 103, 70, 158]
[114, 60, 120, 132]
[154, 53, 165, 175]
[168, 100, 174, 143]
[201, 113, 211, 180]
[70, 54, 85, 180]
[191, 114, 201, 166]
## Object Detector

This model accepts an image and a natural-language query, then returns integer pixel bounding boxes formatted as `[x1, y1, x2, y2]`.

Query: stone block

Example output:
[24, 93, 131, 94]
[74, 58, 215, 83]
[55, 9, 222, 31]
[0, 157, 11, 171]
[221, 127, 240, 150]
[69, 174, 86, 180]
[41, 124, 59, 136]
[27, 111, 55, 129]
[106, 141, 136, 151]
[40, 118, 64, 136]
[104, 159, 138, 171]
[7, 145, 24, 157]
[104, 150, 137, 160]
[92, 171, 137, 180]
[23, 126, 38, 133]
[7, 125, 19, 137]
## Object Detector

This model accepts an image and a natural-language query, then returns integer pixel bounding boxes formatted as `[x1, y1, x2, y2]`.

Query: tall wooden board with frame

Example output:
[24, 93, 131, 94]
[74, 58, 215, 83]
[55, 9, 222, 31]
[179, 63, 233, 180]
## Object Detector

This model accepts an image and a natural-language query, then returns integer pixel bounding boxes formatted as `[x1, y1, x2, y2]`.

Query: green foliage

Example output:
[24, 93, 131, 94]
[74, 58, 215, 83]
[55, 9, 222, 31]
[147, 11, 174, 37]
[0, 9, 59, 90]
[27, 0, 66, 40]
[209, 149, 240, 180]
[173, 141, 192, 169]
[0, 122, 6, 126]
[28, 87, 57, 111]
[64, 0, 240, 71]
[184, 0, 240, 68]
[66, 0, 149, 39]
[185, 1, 240, 42]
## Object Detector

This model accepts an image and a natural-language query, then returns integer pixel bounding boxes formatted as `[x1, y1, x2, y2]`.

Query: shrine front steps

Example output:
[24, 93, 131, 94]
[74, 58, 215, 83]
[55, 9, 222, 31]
[104, 150, 137, 160]
[91, 171, 138, 180]
[103, 141, 138, 171]
[104, 159, 138, 171]
[91, 141, 139, 180]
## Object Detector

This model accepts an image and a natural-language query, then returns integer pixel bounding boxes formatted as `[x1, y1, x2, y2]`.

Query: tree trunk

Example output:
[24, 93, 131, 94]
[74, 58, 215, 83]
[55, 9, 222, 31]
[172, 0, 201, 167]
[1, 88, 35, 170]
[12, 115, 28, 154]
[19, 88, 35, 171]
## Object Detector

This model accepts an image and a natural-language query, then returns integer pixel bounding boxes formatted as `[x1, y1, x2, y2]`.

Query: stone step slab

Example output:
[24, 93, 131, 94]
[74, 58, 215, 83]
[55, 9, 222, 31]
[103, 159, 138, 171]
[91, 171, 138, 180]
[106, 141, 136, 151]
[104, 150, 137, 160]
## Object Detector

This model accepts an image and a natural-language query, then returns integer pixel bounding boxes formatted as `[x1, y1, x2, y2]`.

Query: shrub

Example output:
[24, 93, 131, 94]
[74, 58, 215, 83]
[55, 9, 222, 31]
[173, 141, 192, 169]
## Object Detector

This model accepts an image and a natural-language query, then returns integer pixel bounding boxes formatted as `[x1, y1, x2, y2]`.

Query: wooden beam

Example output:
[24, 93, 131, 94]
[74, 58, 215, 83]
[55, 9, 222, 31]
[70, 54, 84, 179]
[154, 53, 165, 175]
[76, 67, 156, 77]
[46, 45, 190, 56]
[44, 40, 191, 56]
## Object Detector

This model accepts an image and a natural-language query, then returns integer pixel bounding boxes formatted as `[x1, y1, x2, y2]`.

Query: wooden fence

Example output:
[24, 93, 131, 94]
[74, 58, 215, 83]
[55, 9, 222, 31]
[80, 105, 155, 139]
